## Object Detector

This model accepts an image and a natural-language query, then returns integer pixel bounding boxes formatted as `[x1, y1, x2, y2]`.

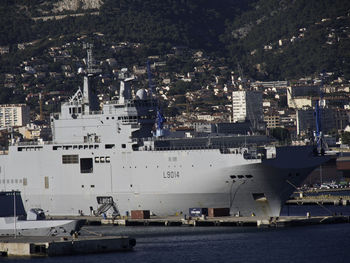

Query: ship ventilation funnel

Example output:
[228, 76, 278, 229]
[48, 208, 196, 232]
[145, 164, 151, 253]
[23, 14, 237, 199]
[119, 77, 134, 104]
[82, 75, 99, 113]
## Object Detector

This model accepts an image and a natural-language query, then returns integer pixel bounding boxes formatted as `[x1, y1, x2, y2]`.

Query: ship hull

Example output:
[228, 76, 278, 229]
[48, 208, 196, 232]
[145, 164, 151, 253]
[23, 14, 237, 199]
[0, 144, 330, 217]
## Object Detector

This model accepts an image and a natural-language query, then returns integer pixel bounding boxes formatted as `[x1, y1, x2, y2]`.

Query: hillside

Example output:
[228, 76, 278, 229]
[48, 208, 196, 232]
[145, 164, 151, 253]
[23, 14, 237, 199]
[0, 0, 349, 80]
[224, 0, 350, 80]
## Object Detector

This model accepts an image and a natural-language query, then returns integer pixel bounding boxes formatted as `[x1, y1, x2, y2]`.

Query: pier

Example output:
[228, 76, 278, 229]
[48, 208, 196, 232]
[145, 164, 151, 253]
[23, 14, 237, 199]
[2, 213, 348, 257]
[287, 190, 350, 206]
[49, 214, 350, 228]
[286, 198, 349, 206]
[101, 215, 350, 227]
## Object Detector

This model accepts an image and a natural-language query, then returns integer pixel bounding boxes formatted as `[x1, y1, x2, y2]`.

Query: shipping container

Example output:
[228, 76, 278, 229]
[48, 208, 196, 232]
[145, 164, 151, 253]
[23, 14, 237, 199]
[208, 208, 230, 217]
[131, 210, 150, 219]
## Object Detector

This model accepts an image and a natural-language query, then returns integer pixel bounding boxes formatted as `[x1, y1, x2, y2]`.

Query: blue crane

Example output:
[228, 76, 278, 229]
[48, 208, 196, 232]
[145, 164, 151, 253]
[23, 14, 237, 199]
[147, 61, 166, 136]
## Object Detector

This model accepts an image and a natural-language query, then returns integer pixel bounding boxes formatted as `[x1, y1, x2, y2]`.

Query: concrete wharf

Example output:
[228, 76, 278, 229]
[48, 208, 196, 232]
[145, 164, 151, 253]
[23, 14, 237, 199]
[0, 235, 136, 257]
[102, 215, 350, 227]
[49, 214, 350, 228]
[286, 198, 350, 206]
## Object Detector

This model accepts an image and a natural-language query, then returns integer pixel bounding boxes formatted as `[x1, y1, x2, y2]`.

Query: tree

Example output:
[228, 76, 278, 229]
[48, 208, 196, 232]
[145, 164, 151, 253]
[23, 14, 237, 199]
[270, 127, 291, 143]
[341, 132, 350, 145]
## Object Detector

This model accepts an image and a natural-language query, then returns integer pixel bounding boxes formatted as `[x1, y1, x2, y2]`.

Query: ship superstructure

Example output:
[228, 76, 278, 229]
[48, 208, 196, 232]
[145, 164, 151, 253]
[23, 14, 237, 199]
[0, 51, 331, 217]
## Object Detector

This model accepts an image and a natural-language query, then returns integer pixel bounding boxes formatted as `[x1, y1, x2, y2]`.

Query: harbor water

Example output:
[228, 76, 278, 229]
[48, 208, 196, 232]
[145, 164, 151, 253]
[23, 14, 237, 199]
[1, 205, 349, 262]
[2, 210, 350, 262]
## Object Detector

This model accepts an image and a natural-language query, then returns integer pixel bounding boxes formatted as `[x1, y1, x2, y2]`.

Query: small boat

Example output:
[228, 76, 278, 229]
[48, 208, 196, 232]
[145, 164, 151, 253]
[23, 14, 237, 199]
[0, 191, 82, 236]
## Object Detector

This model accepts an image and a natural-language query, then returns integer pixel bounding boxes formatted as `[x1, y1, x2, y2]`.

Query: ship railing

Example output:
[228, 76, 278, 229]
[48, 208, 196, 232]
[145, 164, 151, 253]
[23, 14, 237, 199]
[105, 100, 119, 105]
[121, 120, 139, 125]
[152, 146, 217, 151]
[144, 145, 240, 152]
[243, 152, 264, 160]
[15, 140, 53, 146]
[65, 101, 81, 106]
[89, 110, 103, 115]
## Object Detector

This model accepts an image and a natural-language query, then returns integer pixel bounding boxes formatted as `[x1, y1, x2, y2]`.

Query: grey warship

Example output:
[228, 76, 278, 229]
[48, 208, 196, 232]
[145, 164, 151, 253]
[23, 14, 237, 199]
[0, 50, 331, 217]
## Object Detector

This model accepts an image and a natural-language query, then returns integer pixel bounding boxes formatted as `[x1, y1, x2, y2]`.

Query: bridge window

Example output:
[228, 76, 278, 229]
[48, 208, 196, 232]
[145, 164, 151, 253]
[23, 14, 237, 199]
[62, 155, 79, 164]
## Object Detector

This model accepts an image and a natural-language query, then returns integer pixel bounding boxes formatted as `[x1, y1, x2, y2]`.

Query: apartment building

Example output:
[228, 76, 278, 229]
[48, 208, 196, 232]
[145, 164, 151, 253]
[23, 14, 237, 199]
[0, 104, 30, 128]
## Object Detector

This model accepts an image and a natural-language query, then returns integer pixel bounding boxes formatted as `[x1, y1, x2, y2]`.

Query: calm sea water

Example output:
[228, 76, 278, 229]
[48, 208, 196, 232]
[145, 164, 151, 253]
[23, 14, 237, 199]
[2, 205, 350, 263]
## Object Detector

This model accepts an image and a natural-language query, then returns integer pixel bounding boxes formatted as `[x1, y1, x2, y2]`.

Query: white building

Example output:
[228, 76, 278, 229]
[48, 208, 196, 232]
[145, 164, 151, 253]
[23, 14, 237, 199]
[232, 90, 263, 129]
[0, 104, 30, 128]
[287, 85, 321, 109]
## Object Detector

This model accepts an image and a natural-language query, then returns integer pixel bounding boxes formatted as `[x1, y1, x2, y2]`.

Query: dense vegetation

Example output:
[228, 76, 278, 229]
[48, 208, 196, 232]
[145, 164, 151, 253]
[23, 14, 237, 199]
[0, 0, 349, 80]
[224, 0, 350, 79]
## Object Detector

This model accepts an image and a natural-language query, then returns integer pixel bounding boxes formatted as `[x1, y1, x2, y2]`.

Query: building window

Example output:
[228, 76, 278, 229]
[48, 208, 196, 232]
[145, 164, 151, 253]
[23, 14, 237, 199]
[80, 158, 93, 173]
[122, 144, 126, 148]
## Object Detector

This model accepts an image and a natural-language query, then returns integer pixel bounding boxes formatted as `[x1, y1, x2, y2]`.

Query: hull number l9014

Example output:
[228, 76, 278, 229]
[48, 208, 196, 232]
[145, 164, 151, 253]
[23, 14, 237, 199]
[163, 171, 180, 178]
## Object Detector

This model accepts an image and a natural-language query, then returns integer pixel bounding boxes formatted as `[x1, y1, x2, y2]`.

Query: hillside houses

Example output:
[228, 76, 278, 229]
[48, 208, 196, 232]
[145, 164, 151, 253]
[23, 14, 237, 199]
[0, 35, 350, 145]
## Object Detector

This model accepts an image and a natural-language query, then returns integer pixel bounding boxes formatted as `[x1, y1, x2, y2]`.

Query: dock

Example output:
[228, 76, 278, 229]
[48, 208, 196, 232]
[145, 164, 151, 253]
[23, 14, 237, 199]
[48, 214, 350, 228]
[48, 215, 350, 228]
[0, 235, 136, 257]
[100, 215, 350, 227]
[286, 196, 350, 206]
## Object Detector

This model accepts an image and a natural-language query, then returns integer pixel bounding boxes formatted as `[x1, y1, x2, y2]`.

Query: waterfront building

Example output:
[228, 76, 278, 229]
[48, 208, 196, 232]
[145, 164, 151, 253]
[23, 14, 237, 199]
[287, 85, 321, 109]
[264, 113, 281, 129]
[232, 90, 263, 130]
[0, 104, 30, 128]
[296, 107, 335, 136]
